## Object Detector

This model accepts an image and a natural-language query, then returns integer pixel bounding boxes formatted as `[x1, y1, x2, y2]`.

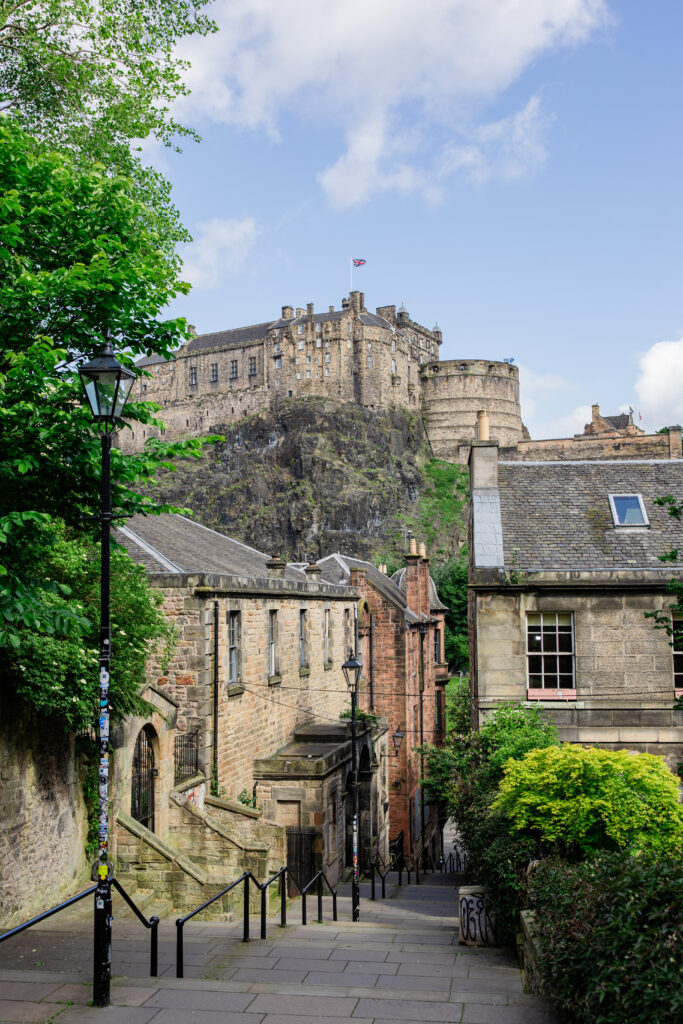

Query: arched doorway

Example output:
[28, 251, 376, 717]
[131, 726, 156, 833]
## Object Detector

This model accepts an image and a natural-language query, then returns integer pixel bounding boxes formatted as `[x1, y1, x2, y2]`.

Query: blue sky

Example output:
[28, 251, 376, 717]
[150, 1, 683, 439]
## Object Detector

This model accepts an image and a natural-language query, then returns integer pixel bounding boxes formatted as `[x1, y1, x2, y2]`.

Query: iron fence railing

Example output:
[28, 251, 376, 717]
[174, 730, 199, 783]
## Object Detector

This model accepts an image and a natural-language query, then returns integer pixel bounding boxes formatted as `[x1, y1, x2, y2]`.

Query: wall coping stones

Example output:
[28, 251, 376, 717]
[116, 810, 207, 885]
[170, 792, 270, 853]
[204, 793, 262, 819]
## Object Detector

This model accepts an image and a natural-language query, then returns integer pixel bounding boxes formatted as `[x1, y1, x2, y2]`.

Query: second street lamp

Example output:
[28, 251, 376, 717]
[342, 650, 363, 922]
[78, 332, 135, 1008]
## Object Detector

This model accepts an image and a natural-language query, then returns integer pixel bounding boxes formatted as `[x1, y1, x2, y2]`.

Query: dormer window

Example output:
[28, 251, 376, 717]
[608, 494, 648, 527]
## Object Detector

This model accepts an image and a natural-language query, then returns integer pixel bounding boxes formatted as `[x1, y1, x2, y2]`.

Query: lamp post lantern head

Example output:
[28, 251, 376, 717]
[79, 331, 136, 428]
[392, 725, 404, 755]
[342, 651, 362, 691]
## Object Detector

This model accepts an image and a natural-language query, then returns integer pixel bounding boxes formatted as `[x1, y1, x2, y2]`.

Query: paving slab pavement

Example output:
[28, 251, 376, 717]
[0, 875, 557, 1023]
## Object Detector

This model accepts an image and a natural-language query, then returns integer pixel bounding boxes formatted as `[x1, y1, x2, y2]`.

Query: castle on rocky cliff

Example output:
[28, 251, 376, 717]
[123, 290, 681, 463]
[123, 291, 523, 460]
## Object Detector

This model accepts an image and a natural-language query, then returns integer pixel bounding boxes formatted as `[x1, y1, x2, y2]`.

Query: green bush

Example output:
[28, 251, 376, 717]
[494, 744, 683, 857]
[530, 852, 683, 1024]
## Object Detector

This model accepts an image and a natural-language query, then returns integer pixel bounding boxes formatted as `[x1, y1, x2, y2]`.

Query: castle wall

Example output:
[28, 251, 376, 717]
[421, 359, 523, 461]
[501, 425, 682, 463]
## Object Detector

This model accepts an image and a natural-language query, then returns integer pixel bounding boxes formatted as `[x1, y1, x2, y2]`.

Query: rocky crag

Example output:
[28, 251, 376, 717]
[147, 398, 468, 566]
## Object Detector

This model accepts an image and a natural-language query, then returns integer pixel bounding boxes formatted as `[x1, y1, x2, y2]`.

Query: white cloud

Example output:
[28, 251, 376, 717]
[180, 217, 258, 290]
[517, 364, 593, 438]
[177, 0, 610, 206]
[635, 336, 683, 428]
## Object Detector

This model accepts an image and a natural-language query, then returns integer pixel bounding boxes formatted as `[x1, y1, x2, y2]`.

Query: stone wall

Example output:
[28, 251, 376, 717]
[421, 359, 523, 461]
[501, 426, 682, 463]
[0, 695, 88, 926]
[471, 584, 683, 769]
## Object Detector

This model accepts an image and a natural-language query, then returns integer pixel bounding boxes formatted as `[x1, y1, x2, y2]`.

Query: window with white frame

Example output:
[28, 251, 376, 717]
[673, 615, 683, 689]
[298, 338, 304, 349]
[299, 609, 307, 668]
[306, 370, 311, 378]
[189, 366, 197, 386]
[227, 610, 240, 684]
[608, 494, 648, 526]
[325, 352, 331, 363]
[268, 610, 278, 677]
[275, 356, 282, 369]
[367, 356, 373, 368]
[296, 371, 302, 379]
[229, 359, 238, 379]
[391, 359, 397, 374]
[316, 337, 321, 348]
[324, 367, 330, 376]
[298, 325, 304, 335]
[526, 612, 575, 689]
[210, 363, 218, 382]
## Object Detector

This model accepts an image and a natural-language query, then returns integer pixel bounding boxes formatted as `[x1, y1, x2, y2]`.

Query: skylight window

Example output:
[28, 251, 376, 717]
[608, 494, 648, 527]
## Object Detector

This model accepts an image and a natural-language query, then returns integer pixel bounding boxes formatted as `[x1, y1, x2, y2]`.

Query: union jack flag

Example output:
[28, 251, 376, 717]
[352, 258, 366, 267]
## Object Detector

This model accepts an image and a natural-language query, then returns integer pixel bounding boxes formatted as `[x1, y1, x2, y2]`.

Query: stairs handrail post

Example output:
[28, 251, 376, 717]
[243, 875, 250, 943]
[260, 884, 267, 940]
[280, 868, 287, 928]
[317, 874, 323, 923]
[176, 920, 184, 978]
[150, 916, 159, 977]
[370, 862, 376, 901]
[302, 890, 307, 926]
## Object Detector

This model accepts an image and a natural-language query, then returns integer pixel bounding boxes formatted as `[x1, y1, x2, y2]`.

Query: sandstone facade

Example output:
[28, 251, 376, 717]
[469, 443, 683, 769]
[121, 291, 523, 462]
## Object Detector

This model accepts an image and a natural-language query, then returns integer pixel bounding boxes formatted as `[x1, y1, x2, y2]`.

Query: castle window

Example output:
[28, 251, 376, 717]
[316, 338, 322, 348]
[391, 360, 397, 374]
[347, 339, 352, 349]
[367, 356, 373, 368]
[306, 355, 311, 363]
[141, 381, 147, 392]
[325, 339, 330, 347]
[189, 366, 197, 386]
[298, 325, 304, 335]
[230, 359, 238, 379]
[367, 341, 372, 350]
[298, 339, 304, 350]
[325, 367, 330, 377]
[296, 371, 302, 379]
[306, 370, 311, 379]
[274, 341, 280, 353]
[248, 356, 257, 376]
[316, 322, 322, 333]
[609, 494, 648, 527]
[460, 363, 466, 371]
[391, 339, 396, 353]
[210, 363, 218, 382]
[324, 352, 331, 363]
[275, 356, 282, 369]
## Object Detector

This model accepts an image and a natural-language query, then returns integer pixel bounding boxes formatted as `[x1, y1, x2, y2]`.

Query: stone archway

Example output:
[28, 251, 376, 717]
[131, 725, 157, 833]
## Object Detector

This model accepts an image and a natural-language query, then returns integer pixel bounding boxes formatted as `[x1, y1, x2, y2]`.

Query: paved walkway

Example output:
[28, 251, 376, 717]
[0, 875, 556, 1024]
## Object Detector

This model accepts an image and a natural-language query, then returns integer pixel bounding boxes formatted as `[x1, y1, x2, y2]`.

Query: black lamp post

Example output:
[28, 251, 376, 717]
[78, 332, 135, 1008]
[342, 649, 362, 922]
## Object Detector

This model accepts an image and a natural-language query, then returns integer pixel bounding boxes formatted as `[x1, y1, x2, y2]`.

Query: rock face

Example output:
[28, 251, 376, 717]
[148, 399, 464, 563]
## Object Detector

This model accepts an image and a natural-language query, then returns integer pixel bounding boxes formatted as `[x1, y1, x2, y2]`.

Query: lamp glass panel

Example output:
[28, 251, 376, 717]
[114, 374, 135, 417]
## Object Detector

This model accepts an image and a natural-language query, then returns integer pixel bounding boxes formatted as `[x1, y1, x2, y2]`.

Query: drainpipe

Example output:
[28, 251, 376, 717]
[213, 600, 219, 794]
[369, 612, 375, 710]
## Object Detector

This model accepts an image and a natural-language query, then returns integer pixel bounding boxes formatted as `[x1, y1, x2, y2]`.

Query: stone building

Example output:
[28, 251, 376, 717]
[468, 442, 683, 770]
[114, 513, 389, 907]
[121, 290, 524, 461]
[313, 542, 449, 864]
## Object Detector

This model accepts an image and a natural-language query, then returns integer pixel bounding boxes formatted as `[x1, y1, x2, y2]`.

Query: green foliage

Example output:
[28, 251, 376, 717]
[422, 703, 559, 940]
[445, 676, 471, 736]
[494, 744, 683, 857]
[3, 521, 174, 729]
[432, 552, 469, 669]
[340, 707, 378, 724]
[78, 738, 100, 859]
[395, 459, 468, 564]
[530, 852, 683, 1024]
[645, 494, 683, 709]
[237, 789, 258, 809]
[0, 123, 218, 718]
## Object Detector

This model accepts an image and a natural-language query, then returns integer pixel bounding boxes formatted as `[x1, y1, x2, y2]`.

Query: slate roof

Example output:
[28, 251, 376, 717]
[186, 322, 274, 354]
[136, 353, 172, 368]
[604, 413, 630, 431]
[390, 567, 448, 611]
[495, 460, 683, 571]
[316, 554, 419, 620]
[118, 513, 310, 583]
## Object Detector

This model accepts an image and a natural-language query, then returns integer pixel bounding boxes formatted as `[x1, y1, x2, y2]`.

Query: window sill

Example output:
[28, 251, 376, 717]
[268, 674, 282, 687]
[324, 661, 333, 671]
[527, 688, 577, 701]
[227, 683, 245, 697]
[299, 666, 311, 677]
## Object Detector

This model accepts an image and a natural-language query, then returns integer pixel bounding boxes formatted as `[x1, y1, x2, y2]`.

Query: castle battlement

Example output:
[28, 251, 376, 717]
[122, 292, 524, 459]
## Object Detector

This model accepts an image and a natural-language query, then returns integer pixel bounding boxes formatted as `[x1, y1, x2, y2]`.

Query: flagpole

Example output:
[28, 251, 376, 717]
[350, 257, 353, 295]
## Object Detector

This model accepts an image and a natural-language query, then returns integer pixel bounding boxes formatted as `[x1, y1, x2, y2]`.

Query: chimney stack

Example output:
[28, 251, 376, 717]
[304, 562, 322, 582]
[282, 305, 294, 319]
[266, 556, 286, 579]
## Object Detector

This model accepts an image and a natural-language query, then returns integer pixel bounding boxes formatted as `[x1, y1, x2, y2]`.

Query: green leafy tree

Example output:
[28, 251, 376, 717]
[432, 553, 469, 669]
[494, 744, 683, 857]
[0, 122, 215, 719]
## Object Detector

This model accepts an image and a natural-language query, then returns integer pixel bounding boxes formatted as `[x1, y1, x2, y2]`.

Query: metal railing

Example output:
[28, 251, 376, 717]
[174, 730, 199, 783]
[175, 865, 339, 977]
[0, 881, 160, 982]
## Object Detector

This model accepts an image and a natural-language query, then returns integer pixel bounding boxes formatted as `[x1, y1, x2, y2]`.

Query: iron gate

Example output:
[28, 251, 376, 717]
[286, 826, 316, 897]
[131, 727, 156, 833]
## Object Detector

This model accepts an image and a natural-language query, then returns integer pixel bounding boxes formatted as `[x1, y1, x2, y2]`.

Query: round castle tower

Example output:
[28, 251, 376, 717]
[419, 358, 523, 462]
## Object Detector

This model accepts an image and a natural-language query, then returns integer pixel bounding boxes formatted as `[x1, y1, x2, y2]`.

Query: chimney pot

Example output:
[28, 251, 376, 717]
[419, 543, 427, 559]
[409, 537, 418, 556]
[476, 409, 490, 442]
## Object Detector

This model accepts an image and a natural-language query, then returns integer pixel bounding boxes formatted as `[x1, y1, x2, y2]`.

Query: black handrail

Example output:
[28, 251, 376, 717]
[110, 879, 160, 976]
[0, 881, 159, 977]
[0, 885, 97, 945]
[300, 870, 337, 926]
